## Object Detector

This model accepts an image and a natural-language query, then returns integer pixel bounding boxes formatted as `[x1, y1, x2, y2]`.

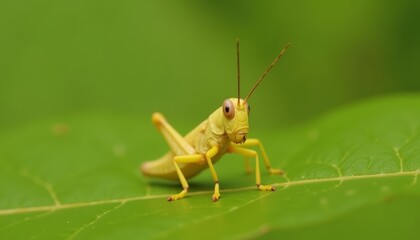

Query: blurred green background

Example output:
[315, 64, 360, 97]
[1, 2, 420, 238]
[1, 0, 420, 131]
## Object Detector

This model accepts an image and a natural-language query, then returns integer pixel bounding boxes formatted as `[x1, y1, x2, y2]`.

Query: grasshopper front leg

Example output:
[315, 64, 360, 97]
[228, 144, 276, 191]
[241, 138, 284, 175]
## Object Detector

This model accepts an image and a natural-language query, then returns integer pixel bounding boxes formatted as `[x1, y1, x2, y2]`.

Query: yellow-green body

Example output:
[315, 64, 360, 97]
[141, 98, 247, 180]
[140, 41, 290, 201]
[141, 119, 224, 180]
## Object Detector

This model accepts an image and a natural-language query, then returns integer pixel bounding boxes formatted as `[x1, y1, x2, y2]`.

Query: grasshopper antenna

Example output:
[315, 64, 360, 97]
[236, 39, 241, 105]
[244, 42, 291, 103]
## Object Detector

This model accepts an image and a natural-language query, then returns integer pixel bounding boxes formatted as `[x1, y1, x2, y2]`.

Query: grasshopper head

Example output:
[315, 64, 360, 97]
[222, 98, 250, 144]
[221, 40, 289, 144]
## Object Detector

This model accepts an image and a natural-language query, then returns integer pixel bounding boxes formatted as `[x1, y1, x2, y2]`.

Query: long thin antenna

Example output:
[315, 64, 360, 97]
[236, 39, 241, 105]
[244, 42, 291, 103]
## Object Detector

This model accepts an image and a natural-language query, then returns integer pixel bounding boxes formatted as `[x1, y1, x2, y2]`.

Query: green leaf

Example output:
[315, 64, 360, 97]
[1, 94, 420, 239]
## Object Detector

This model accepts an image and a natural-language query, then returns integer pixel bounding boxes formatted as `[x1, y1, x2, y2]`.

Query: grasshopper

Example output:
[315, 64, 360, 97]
[141, 40, 290, 202]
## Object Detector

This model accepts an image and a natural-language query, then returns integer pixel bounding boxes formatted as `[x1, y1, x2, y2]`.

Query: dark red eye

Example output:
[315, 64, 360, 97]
[222, 99, 235, 119]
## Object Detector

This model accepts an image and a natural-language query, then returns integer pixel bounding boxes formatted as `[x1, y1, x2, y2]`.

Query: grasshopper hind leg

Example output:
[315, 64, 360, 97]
[149, 112, 202, 201]
[152, 112, 196, 156]
[147, 113, 221, 202]
[141, 113, 197, 179]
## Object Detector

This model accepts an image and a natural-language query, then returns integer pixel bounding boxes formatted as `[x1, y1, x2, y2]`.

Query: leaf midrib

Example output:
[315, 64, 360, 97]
[1, 170, 418, 216]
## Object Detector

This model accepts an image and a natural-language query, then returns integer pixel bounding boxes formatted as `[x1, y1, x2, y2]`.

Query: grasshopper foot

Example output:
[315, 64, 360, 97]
[258, 184, 276, 191]
[212, 182, 221, 202]
[167, 189, 188, 201]
[212, 192, 220, 202]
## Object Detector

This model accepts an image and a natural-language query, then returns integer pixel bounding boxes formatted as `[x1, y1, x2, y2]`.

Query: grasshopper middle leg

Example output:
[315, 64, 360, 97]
[168, 154, 203, 201]
[169, 146, 221, 202]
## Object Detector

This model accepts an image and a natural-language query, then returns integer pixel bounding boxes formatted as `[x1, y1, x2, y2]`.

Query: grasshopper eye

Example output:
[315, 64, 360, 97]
[223, 99, 235, 119]
[247, 104, 250, 114]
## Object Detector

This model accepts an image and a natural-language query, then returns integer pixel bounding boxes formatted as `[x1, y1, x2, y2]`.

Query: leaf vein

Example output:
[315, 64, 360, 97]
[20, 169, 61, 206]
[66, 202, 125, 240]
[1, 170, 418, 217]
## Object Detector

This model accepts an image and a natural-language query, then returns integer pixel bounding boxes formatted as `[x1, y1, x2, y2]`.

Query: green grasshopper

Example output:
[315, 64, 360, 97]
[141, 40, 290, 202]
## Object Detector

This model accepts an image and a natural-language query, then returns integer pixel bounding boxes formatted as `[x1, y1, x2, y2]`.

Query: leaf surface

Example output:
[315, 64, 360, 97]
[1, 95, 420, 239]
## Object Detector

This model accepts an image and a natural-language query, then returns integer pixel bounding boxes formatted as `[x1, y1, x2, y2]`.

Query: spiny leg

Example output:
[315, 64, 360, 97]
[241, 138, 283, 175]
[168, 154, 203, 201]
[228, 145, 275, 191]
[206, 146, 220, 201]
